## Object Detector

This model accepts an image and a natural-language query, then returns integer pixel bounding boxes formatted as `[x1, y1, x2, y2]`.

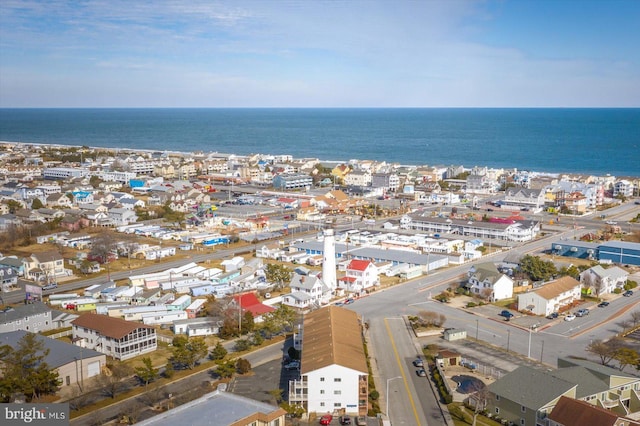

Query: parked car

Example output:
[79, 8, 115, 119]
[576, 308, 590, 317]
[499, 310, 514, 319]
[623, 290, 634, 297]
[319, 414, 333, 425]
[416, 369, 427, 377]
[284, 361, 300, 370]
[339, 415, 352, 425]
[597, 301, 610, 307]
[42, 282, 58, 290]
[344, 298, 355, 305]
[356, 416, 367, 426]
[565, 314, 576, 321]
[546, 312, 559, 319]
[413, 359, 424, 367]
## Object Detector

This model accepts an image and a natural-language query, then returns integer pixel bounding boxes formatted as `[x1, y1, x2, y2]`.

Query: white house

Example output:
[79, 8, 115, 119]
[288, 306, 368, 417]
[71, 313, 157, 360]
[108, 208, 138, 226]
[579, 265, 629, 296]
[517, 276, 582, 316]
[338, 259, 379, 294]
[465, 262, 514, 301]
[282, 273, 331, 309]
[173, 317, 221, 337]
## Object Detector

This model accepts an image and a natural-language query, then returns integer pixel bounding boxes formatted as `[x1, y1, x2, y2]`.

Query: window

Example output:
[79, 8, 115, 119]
[520, 419, 525, 426]
[334, 378, 342, 382]
[66, 376, 70, 386]
[320, 377, 325, 382]
[320, 390, 325, 394]
[496, 395, 500, 401]
[320, 402, 325, 407]
[495, 408, 500, 414]
[334, 390, 341, 395]
[334, 402, 341, 408]
[521, 406, 526, 412]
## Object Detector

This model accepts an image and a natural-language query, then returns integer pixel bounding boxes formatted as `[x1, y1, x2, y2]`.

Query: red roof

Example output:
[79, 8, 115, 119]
[339, 276, 357, 283]
[233, 292, 275, 317]
[277, 197, 297, 203]
[348, 259, 371, 271]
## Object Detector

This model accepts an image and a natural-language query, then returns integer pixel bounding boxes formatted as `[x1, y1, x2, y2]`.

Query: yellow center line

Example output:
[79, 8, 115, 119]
[384, 317, 423, 426]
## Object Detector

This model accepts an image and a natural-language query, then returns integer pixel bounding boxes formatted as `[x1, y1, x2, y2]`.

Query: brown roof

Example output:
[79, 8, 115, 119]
[72, 313, 154, 339]
[548, 396, 637, 426]
[532, 276, 581, 301]
[31, 250, 63, 263]
[437, 350, 461, 359]
[300, 306, 367, 375]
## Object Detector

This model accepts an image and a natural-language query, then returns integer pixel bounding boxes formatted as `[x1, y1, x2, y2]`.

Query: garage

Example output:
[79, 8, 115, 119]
[87, 361, 101, 378]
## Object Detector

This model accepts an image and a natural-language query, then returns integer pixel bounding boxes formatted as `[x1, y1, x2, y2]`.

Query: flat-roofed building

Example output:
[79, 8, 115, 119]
[136, 387, 286, 426]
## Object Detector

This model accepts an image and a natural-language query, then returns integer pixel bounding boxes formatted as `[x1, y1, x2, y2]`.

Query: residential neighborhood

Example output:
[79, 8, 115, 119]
[0, 142, 639, 426]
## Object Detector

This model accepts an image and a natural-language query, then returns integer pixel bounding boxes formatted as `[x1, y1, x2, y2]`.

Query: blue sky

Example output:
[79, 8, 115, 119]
[1, 0, 639, 107]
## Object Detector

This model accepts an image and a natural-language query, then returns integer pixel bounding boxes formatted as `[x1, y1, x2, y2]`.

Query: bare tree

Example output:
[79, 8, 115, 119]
[119, 400, 145, 425]
[98, 362, 133, 399]
[68, 386, 93, 411]
[630, 310, 640, 328]
[467, 381, 490, 426]
[586, 337, 624, 365]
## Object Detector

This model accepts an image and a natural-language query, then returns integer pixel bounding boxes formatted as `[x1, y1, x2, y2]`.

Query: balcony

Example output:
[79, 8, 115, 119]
[288, 378, 307, 403]
[601, 397, 619, 409]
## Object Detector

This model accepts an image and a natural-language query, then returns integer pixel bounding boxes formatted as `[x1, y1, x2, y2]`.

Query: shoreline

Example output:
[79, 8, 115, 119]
[1, 140, 638, 180]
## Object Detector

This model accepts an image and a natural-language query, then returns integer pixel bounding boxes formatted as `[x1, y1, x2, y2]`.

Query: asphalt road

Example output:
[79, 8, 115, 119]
[70, 339, 284, 426]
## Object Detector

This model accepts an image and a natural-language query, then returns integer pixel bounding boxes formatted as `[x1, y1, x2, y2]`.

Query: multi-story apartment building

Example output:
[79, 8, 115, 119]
[288, 306, 368, 417]
[42, 167, 88, 180]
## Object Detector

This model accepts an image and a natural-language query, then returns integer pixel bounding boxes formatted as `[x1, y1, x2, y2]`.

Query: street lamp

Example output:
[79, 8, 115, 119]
[527, 326, 533, 358]
[386, 376, 402, 417]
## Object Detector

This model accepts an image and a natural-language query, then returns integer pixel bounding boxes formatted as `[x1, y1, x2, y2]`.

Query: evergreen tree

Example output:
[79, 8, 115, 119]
[209, 342, 228, 361]
[236, 358, 252, 374]
[0, 333, 61, 402]
[134, 357, 158, 387]
[31, 198, 44, 210]
[171, 336, 208, 370]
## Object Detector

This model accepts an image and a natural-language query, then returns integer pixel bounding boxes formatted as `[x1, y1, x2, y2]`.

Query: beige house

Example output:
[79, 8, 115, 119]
[517, 276, 582, 316]
[0, 330, 106, 391]
[25, 250, 67, 282]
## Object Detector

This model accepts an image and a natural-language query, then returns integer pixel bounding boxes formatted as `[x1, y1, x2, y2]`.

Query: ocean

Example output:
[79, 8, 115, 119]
[0, 108, 639, 177]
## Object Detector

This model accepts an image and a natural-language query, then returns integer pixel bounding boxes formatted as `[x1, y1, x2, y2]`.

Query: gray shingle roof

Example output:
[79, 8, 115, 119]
[488, 366, 576, 409]
[0, 330, 103, 369]
[0, 302, 51, 323]
[550, 366, 609, 399]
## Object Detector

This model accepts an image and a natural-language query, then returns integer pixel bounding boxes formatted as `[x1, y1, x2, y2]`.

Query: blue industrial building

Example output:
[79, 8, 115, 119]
[550, 240, 640, 266]
[598, 241, 640, 266]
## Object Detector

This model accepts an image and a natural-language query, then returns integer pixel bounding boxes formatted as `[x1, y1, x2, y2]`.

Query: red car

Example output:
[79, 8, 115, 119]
[319, 414, 333, 425]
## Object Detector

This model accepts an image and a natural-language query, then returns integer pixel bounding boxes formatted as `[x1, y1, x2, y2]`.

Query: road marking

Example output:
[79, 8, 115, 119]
[408, 301, 434, 307]
[384, 318, 423, 426]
